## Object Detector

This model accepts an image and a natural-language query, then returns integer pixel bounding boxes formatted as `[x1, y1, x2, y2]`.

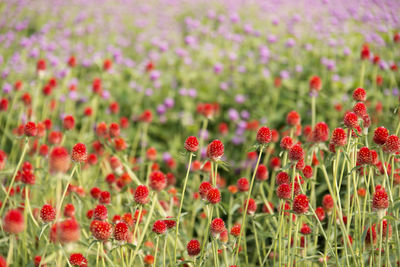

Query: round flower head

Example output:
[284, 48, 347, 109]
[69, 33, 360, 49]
[373, 127, 388, 145]
[63, 115, 75, 130]
[256, 164, 269, 181]
[276, 172, 290, 185]
[210, 218, 226, 237]
[134, 185, 149, 204]
[331, 128, 347, 147]
[114, 222, 130, 241]
[365, 225, 377, 246]
[144, 255, 154, 264]
[302, 165, 313, 179]
[90, 220, 112, 240]
[230, 224, 241, 237]
[187, 239, 201, 256]
[40, 204, 56, 223]
[184, 136, 199, 152]
[372, 186, 389, 212]
[343, 112, 358, 129]
[286, 111, 301, 126]
[383, 135, 400, 154]
[293, 194, 309, 214]
[353, 102, 367, 117]
[309, 76, 322, 92]
[93, 205, 108, 220]
[50, 219, 80, 244]
[288, 144, 304, 162]
[379, 219, 392, 240]
[206, 187, 221, 204]
[300, 223, 312, 235]
[244, 198, 257, 215]
[207, 140, 224, 161]
[49, 147, 70, 174]
[199, 181, 212, 199]
[69, 253, 88, 267]
[163, 217, 176, 229]
[276, 184, 292, 199]
[64, 203, 75, 218]
[322, 194, 334, 213]
[237, 177, 249, 192]
[353, 88, 366, 102]
[256, 126, 272, 145]
[149, 171, 167, 191]
[99, 191, 111, 204]
[3, 209, 25, 234]
[312, 122, 329, 142]
[357, 147, 372, 165]
[315, 207, 325, 221]
[24, 122, 38, 137]
[71, 143, 87, 163]
[280, 136, 294, 150]
[152, 220, 167, 234]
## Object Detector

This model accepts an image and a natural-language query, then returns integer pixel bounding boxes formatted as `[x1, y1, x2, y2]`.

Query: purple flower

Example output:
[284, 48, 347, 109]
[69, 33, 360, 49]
[2, 83, 12, 94]
[228, 109, 239, 121]
[235, 94, 246, 104]
[214, 63, 223, 74]
[164, 97, 174, 108]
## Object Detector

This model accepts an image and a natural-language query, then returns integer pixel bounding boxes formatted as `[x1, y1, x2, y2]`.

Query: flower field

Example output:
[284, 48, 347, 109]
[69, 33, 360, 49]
[0, 0, 400, 266]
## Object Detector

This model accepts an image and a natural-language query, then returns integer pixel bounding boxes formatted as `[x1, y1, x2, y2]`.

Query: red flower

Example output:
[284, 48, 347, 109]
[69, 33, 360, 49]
[67, 56, 76, 68]
[276, 172, 290, 185]
[64, 203, 75, 218]
[63, 115, 75, 130]
[353, 88, 366, 102]
[315, 207, 325, 221]
[309, 76, 322, 92]
[90, 220, 112, 240]
[103, 59, 112, 71]
[383, 135, 400, 154]
[134, 185, 149, 204]
[37, 59, 46, 72]
[3, 209, 25, 234]
[230, 224, 241, 237]
[312, 122, 329, 143]
[99, 191, 111, 204]
[293, 194, 309, 214]
[256, 164, 269, 181]
[50, 219, 80, 244]
[365, 225, 377, 246]
[210, 218, 226, 236]
[139, 110, 153, 123]
[90, 187, 101, 199]
[302, 165, 313, 179]
[152, 220, 167, 234]
[24, 122, 38, 137]
[237, 177, 249, 192]
[93, 205, 108, 220]
[114, 222, 130, 241]
[276, 184, 292, 199]
[199, 181, 212, 199]
[40, 204, 56, 223]
[207, 140, 224, 160]
[357, 147, 372, 165]
[322, 194, 334, 213]
[360, 44, 370, 60]
[49, 147, 70, 174]
[206, 188, 221, 204]
[244, 198, 257, 215]
[280, 136, 294, 150]
[187, 239, 201, 256]
[184, 136, 199, 152]
[69, 253, 87, 267]
[149, 171, 167, 192]
[372, 186, 389, 211]
[163, 216, 176, 229]
[288, 144, 304, 162]
[71, 143, 87, 163]
[286, 111, 301, 126]
[331, 128, 347, 147]
[109, 123, 120, 137]
[373, 127, 388, 145]
[256, 126, 272, 144]
[353, 102, 367, 117]
[343, 112, 358, 129]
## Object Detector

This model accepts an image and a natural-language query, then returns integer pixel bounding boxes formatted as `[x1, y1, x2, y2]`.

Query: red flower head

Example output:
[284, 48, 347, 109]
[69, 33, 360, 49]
[353, 88, 366, 102]
[149, 171, 167, 192]
[353, 102, 367, 117]
[276, 184, 292, 199]
[207, 140, 224, 161]
[230, 224, 241, 237]
[63, 115, 75, 130]
[237, 177, 249, 192]
[90, 187, 101, 199]
[0, 98, 8, 111]
[146, 147, 157, 161]
[357, 147, 372, 165]
[3, 209, 25, 234]
[312, 122, 329, 143]
[288, 144, 304, 162]
[187, 240, 201, 256]
[302, 165, 313, 179]
[114, 222, 130, 241]
[199, 181, 212, 200]
[93, 205, 108, 220]
[163, 216, 176, 229]
[210, 218, 226, 237]
[109, 102, 119, 114]
[50, 218, 80, 243]
[109, 123, 120, 138]
[64, 203, 75, 218]
[134, 185, 149, 204]
[244, 198, 257, 215]
[90, 220, 112, 240]
[383, 135, 400, 154]
[293, 194, 309, 214]
[365, 225, 377, 246]
[69, 253, 88, 267]
[379, 219, 392, 240]
[37, 59, 46, 72]
[280, 136, 294, 150]
[286, 111, 301, 126]
[49, 147, 70, 174]
[373, 127, 388, 146]
[256, 164, 269, 181]
[372, 186, 389, 211]
[40, 204, 56, 223]
[144, 255, 154, 264]
[315, 207, 325, 221]
[71, 143, 87, 163]
[309, 76, 322, 92]
[152, 220, 167, 234]
[360, 44, 370, 60]
[24, 122, 38, 137]
[67, 56, 76, 68]
[99, 191, 111, 204]
[139, 110, 153, 123]
[322, 194, 334, 213]
[206, 187, 221, 204]
[185, 136, 199, 152]
[331, 128, 347, 147]
[343, 112, 358, 129]
[103, 59, 112, 71]
[256, 126, 272, 145]
[276, 172, 290, 185]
